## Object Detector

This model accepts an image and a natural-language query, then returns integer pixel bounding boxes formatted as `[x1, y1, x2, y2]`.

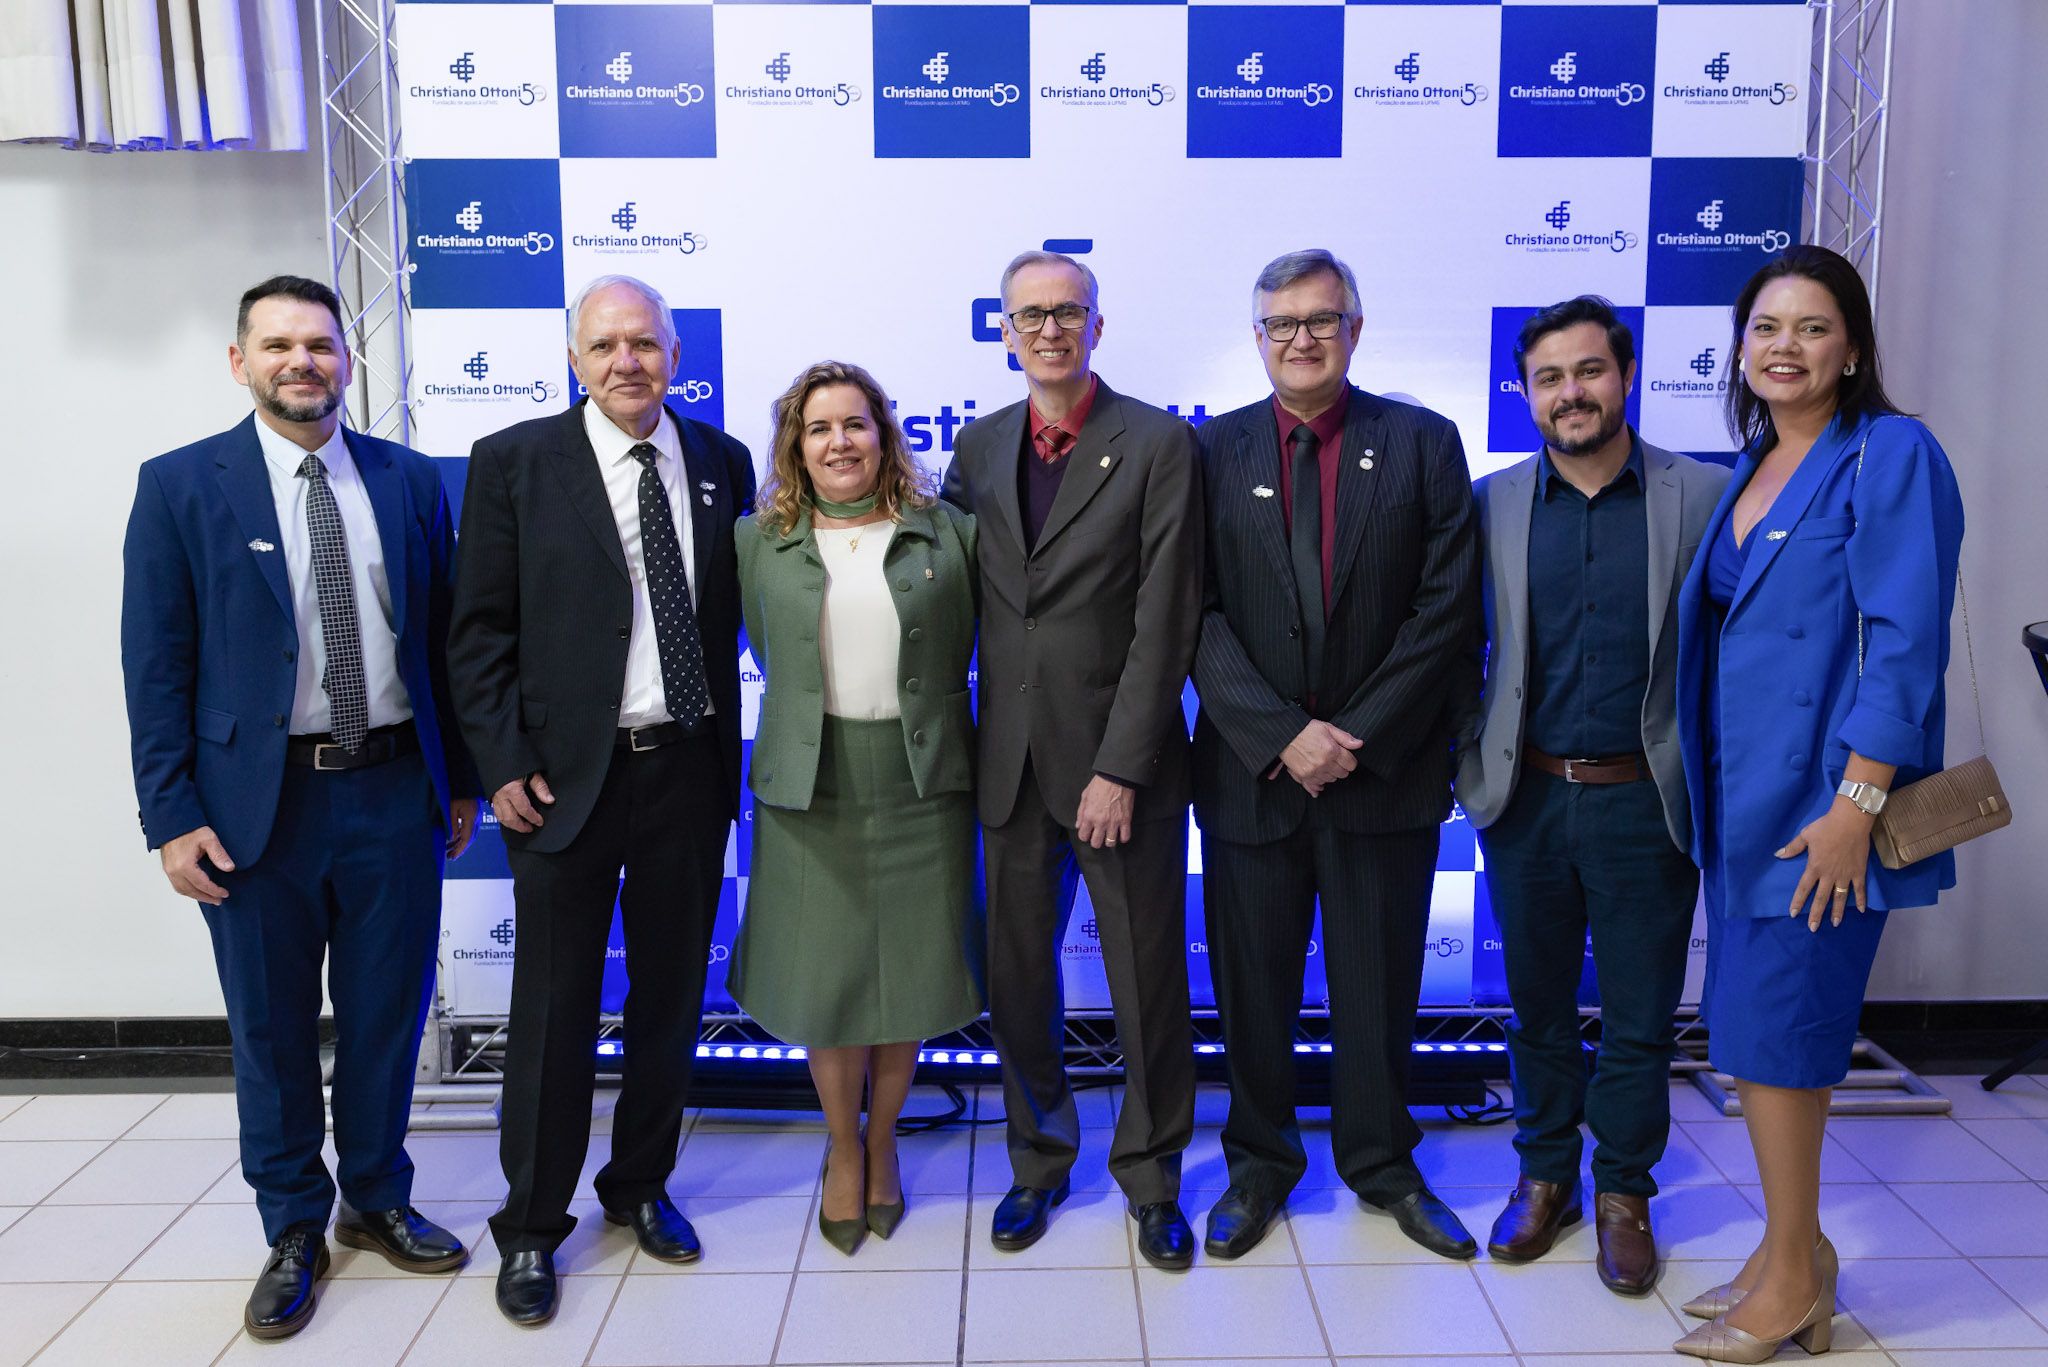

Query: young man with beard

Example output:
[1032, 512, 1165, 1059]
[122, 276, 481, 1339]
[1455, 296, 1730, 1295]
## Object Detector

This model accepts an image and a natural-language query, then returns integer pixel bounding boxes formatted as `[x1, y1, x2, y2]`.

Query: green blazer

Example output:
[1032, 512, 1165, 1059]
[737, 499, 979, 810]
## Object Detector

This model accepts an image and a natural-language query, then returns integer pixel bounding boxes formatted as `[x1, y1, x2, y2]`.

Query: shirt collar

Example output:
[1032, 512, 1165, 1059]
[1027, 374, 1099, 441]
[254, 416, 350, 482]
[1537, 429, 1644, 501]
[583, 398, 678, 466]
[1271, 387, 1349, 453]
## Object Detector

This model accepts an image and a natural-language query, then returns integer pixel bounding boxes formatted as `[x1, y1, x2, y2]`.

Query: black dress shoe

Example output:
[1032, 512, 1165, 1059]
[495, 1250, 558, 1327]
[1130, 1201, 1196, 1271]
[245, 1228, 329, 1341]
[334, 1204, 468, 1273]
[990, 1181, 1070, 1251]
[1204, 1188, 1281, 1260]
[603, 1197, 703, 1263]
[1375, 1188, 1478, 1260]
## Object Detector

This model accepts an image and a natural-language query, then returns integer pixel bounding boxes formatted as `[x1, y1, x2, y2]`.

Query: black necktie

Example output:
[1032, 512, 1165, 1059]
[1288, 424, 1326, 703]
[299, 454, 368, 751]
[631, 442, 709, 730]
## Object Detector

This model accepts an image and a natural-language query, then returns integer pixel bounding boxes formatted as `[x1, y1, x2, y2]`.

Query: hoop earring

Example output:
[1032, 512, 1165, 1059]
[1843, 362, 1857, 376]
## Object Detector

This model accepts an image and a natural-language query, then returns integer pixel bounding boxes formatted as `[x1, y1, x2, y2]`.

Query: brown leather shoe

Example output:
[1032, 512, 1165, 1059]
[1486, 1176, 1581, 1262]
[1595, 1192, 1658, 1295]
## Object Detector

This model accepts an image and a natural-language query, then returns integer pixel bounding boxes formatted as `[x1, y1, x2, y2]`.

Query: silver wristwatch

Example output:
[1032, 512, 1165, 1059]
[1838, 779, 1888, 816]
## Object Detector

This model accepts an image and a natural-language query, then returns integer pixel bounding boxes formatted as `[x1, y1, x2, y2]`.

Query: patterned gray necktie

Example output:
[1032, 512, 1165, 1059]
[631, 442, 709, 729]
[299, 454, 368, 751]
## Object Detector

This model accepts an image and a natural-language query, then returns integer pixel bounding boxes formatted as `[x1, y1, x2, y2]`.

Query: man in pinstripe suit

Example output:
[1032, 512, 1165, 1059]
[1190, 250, 1484, 1261]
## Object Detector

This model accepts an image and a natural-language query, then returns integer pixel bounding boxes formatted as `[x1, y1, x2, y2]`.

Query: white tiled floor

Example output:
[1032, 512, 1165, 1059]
[1, 1076, 2046, 1366]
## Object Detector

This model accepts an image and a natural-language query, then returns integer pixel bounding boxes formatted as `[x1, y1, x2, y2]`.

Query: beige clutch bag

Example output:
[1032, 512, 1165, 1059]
[1872, 753, 2011, 870]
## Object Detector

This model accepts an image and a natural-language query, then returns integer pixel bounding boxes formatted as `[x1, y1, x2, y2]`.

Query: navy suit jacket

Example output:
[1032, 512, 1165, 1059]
[122, 414, 480, 865]
[1191, 386, 1482, 843]
[1676, 410, 1965, 917]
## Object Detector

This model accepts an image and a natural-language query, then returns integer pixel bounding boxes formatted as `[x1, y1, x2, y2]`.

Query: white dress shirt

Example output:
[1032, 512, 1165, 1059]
[583, 402, 711, 728]
[253, 419, 412, 735]
[815, 525, 902, 720]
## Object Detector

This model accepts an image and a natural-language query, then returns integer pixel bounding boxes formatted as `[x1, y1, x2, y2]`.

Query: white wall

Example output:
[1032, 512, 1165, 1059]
[1865, 0, 2048, 999]
[1, 1, 2043, 1016]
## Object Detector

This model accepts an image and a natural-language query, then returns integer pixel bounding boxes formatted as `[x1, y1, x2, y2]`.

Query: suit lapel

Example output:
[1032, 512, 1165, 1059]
[552, 401, 631, 583]
[1729, 412, 1854, 615]
[670, 407, 722, 590]
[1642, 441, 1679, 663]
[982, 402, 1030, 557]
[214, 415, 294, 627]
[1498, 455, 1538, 681]
[1236, 406, 1294, 591]
[346, 429, 410, 636]
[1032, 381, 1125, 554]
[1326, 387, 1388, 613]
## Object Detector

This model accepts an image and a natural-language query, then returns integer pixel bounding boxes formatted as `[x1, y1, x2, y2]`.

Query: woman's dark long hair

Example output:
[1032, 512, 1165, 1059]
[1722, 244, 1907, 452]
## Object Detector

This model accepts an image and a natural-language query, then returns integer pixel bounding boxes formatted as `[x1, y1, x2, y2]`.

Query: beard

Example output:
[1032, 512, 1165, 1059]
[254, 369, 343, 424]
[1541, 400, 1626, 457]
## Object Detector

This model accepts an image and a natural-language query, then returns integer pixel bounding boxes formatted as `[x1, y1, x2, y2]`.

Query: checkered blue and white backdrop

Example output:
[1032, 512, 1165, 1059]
[397, 0, 1809, 1021]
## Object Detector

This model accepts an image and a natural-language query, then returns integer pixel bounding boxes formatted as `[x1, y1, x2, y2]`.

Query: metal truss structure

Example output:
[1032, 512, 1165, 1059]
[1804, 0, 1898, 312]
[314, 0, 412, 442]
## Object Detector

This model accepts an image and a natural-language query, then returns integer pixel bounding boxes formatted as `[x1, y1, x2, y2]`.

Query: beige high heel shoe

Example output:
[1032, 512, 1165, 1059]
[1681, 1234, 1837, 1319]
[1673, 1257, 1837, 1363]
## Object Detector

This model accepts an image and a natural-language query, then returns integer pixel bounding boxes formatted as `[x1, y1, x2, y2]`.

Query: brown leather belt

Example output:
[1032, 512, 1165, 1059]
[286, 722, 418, 770]
[1523, 746, 1649, 785]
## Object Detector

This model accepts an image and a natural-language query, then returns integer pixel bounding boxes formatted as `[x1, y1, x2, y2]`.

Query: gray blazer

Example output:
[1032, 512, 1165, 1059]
[1455, 437, 1731, 848]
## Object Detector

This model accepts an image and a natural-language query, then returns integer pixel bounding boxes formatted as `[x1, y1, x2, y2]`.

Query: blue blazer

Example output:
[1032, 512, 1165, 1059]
[122, 414, 481, 865]
[1675, 410, 1964, 918]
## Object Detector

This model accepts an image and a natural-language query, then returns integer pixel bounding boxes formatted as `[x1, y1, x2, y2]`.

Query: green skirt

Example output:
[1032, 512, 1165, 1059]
[729, 715, 985, 1048]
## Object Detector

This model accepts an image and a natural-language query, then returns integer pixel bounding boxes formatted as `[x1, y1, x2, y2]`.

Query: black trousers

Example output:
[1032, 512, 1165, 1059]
[1478, 769, 1697, 1196]
[491, 732, 731, 1255]
[982, 764, 1195, 1206]
[1203, 817, 1439, 1205]
[205, 748, 443, 1244]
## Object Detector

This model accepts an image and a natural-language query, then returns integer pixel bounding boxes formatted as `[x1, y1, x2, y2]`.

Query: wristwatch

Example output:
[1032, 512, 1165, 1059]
[1838, 779, 1889, 816]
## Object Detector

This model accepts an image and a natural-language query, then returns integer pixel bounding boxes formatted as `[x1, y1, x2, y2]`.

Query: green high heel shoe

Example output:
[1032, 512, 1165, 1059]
[818, 1143, 867, 1256]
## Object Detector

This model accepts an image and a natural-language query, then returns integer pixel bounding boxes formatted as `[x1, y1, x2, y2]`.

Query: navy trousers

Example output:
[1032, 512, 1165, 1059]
[1478, 769, 1697, 1196]
[203, 748, 444, 1244]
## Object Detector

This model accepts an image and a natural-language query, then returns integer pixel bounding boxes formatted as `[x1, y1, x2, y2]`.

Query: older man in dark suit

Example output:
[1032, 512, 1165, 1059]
[1191, 249, 1482, 1261]
[448, 274, 754, 1324]
[941, 249, 1203, 1270]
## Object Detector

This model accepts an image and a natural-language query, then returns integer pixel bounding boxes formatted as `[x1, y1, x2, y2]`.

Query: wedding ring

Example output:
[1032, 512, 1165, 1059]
[1833, 885, 1848, 895]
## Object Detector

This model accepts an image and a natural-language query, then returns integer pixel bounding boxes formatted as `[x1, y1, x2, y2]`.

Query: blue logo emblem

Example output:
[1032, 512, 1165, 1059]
[1544, 201, 1572, 231]
[1705, 51, 1731, 83]
[1081, 52, 1107, 84]
[1498, 7, 1655, 158]
[489, 918, 515, 946]
[874, 6, 1029, 159]
[766, 52, 792, 84]
[1188, 7, 1344, 159]
[450, 52, 476, 83]
[1394, 52, 1420, 84]
[463, 351, 489, 381]
[611, 201, 638, 232]
[1690, 347, 1718, 378]
[406, 159, 563, 309]
[556, 5, 715, 158]
[1647, 157, 1802, 305]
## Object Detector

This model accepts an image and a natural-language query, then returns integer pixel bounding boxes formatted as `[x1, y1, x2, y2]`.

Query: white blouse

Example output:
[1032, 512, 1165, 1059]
[814, 523, 902, 720]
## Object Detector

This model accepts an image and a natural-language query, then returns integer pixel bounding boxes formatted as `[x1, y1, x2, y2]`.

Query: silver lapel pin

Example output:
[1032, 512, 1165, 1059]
[1252, 485, 1275, 498]
[701, 494, 713, 506]
[1764, 529, 1789, 541]
[699, 481, 716, 490]
[1360, 448, 1375, 470]
[248, 538, 275, 553]
[1099, 455, 1111, 468]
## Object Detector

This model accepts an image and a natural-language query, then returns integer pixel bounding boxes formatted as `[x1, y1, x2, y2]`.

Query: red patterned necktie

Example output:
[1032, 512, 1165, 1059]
[1036, 425, 1075, 464]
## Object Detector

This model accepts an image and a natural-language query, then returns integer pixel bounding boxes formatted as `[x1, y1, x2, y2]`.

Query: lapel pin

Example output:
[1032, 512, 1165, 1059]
[1765, 529, 1788, 541]
[701, 493, 713, 506]
[699, 481, 716, 491]
[1359, 458, 1374, 470]
[1252, 485, 1274, 498]
[248, 538, 275, 553]
[925, 568, 934, 580]
[1099, 455, 1111, 468]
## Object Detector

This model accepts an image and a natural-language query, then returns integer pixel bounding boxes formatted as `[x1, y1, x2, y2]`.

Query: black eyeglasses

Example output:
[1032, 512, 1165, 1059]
[1007, 303, 1093, 333]
[1258, 311, 1353, 342]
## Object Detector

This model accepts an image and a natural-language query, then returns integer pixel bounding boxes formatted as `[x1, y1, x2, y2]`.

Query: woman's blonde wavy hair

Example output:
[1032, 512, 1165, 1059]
[754, 361, 936, 537]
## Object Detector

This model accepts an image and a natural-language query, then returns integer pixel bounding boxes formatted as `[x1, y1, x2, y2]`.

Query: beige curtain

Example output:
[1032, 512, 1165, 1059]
[0, 0, 306, 150]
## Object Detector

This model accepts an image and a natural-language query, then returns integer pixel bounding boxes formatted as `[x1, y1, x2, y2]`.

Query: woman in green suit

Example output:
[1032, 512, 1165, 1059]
[730, 360, 984, 1256]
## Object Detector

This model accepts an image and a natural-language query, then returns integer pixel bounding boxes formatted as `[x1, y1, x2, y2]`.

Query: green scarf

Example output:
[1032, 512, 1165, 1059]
[812, 491, 879, 518]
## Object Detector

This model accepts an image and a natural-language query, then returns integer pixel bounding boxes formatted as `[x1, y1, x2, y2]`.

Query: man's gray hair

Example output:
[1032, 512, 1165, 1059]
[1250, 249, 1361, 319]
[999, 250, 1100, 311]
[567, 274, 677, 351]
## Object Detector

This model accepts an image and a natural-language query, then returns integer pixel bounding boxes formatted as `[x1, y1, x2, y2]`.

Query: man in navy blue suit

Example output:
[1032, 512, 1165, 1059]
[122, 276, 481, 1341]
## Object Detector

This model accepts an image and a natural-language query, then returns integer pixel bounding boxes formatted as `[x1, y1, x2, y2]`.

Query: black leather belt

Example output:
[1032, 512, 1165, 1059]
[617, 721, 692, 751]
[287, 723, 418, 770]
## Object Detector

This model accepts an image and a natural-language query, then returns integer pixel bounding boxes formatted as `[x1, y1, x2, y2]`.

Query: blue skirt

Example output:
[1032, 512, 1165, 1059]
[1702, 892, 1889, 1089]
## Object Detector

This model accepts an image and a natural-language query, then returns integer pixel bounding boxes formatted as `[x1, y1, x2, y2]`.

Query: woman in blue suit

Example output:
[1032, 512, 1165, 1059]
[1670, 246, 1964, 1362]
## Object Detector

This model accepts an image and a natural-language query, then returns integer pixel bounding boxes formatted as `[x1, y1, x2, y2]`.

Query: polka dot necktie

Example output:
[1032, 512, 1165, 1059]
[630, 442, 709, 730]
[298, 454, 368, 752]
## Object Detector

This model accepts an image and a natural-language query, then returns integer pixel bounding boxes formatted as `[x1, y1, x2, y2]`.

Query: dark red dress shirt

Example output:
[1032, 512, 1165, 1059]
[1271, 389, 1349, 615]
